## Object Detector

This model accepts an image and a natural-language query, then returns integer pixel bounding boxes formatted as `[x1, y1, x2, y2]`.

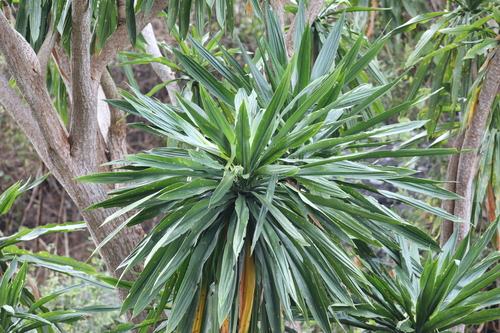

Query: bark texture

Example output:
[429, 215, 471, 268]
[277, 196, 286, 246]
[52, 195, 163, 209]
[441, 49, 500, 333]
[283, 0, 326, 58]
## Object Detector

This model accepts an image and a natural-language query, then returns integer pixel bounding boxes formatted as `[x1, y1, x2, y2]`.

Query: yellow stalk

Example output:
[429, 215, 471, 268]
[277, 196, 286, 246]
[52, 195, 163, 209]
[238, 242, 255, 333]
[466, 86, 480, 126]
[192, 282, 207, 333]
[221, 317, 229, 333]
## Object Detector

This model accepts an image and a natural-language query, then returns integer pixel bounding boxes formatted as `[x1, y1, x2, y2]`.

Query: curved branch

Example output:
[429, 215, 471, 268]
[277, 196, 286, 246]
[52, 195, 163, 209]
[52, 36, 73, 103]
[440, 132, 464, 247]
[0, 0, 13, 23]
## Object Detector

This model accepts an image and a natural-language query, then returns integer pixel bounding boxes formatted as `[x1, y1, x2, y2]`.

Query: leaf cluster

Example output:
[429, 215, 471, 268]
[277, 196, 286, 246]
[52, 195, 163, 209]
[339, 219, 500, 333]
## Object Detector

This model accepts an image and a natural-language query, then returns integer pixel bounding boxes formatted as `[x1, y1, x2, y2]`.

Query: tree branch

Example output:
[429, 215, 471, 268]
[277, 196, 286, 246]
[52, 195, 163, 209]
[70, 0, 97, 168]
[142, 23, 179, 104]
[0, 10, 70, 164]
[91, 0, 169, 77]
[97, 85, 111, 145]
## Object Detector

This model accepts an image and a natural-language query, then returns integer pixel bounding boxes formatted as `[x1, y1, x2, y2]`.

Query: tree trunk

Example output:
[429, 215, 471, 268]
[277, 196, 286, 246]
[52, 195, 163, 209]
[441, 48, 500, 333]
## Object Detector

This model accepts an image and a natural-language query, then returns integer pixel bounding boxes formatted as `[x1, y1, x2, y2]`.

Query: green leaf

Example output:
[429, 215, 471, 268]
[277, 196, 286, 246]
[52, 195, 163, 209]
[73, 305, 121, 313]
[188, 36, 247, 90]
[344, 37, 388, 86]
[464, 37, 499, 59]
[173, 49, 235, 105]
[295, 25, 311, 94]
[0, 222, 86, 249]
[423, 305, 477, 332]
[178, 97, 231, 155]
[200, 87, 236, 144]
[210, 167, 238, 206]
[126, 0, 137, 46]
[456, 308, 500, 327]
[235, 101, 251, 169]
[311, 11, 344, 80]
[234, 194, 249, 255]
[296, 177, 349, 198]
[237, 37, 273, 103]
[166, 226, 220, 332]
[254, 165, 299, 176]
[178, 0, 193, 39]
[386, 178, 462, 200]
[293, 148, 460, 168]
[405, 16, 447, 67]
[272, 68, 342, 145]
[249, 60, 294, 169]
[157, 178, 218, 201]
[447, 261, 500, 310]
[379, 190, 467, 223]
[261, 123, 322, 166]
[253, 193, 308, 246]
[301, 192, 402, 226]
[0, 182, 21, 216]
[343, 70, 409, 119]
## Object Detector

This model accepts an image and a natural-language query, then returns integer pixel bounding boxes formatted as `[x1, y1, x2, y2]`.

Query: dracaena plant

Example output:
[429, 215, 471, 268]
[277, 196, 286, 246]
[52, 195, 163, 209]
[78, 10, 463, 333]
[337, 219, 500, 333]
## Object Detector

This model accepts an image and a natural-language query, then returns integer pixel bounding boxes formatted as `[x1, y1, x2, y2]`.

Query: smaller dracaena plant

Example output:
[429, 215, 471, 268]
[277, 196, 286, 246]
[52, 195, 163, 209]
[337, 219, 500, 333]
[79, 12, 463, 333]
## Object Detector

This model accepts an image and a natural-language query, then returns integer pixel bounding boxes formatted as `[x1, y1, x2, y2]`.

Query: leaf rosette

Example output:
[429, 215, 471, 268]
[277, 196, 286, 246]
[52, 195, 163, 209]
[79, 20, 460, 332]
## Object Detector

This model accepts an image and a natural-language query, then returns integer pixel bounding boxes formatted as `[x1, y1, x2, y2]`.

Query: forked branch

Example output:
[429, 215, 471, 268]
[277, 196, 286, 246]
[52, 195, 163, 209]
[92, 0, 170, 76]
